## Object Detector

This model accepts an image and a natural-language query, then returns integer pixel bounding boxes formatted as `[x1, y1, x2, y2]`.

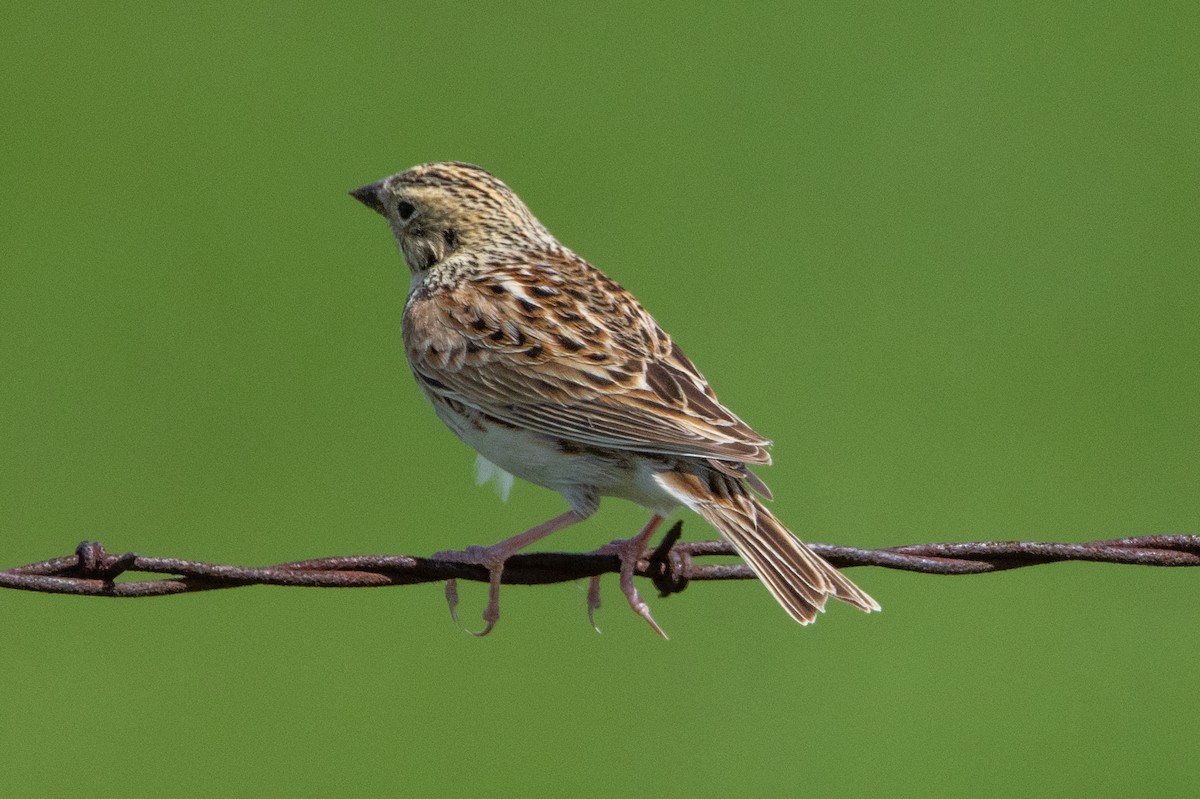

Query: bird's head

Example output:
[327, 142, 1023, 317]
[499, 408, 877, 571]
[350, 161, 554, 274]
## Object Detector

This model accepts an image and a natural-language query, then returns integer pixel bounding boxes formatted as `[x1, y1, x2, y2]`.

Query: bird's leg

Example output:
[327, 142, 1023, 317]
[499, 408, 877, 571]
[587, 514, 667, 639]
[434, 510, 584, 636]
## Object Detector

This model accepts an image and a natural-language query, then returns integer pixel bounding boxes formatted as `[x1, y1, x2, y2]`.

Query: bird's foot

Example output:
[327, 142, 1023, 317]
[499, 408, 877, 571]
[587, 515, 668, 639]
[432, 510, 585, 636]
[433, 544, 508, 636]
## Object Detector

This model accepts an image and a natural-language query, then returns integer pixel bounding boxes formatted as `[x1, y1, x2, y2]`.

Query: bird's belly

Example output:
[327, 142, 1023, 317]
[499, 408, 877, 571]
[429, 394, 679, 515]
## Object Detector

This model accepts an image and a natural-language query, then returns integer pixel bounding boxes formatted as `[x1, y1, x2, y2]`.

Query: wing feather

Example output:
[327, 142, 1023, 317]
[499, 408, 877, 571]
[403, 255, 772, 465]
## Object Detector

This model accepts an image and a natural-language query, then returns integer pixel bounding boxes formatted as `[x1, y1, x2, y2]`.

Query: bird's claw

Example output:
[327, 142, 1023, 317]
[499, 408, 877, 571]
[588, 528, 669, 640]
[444, 579, 460, 624]
[587, 576, 603, 633]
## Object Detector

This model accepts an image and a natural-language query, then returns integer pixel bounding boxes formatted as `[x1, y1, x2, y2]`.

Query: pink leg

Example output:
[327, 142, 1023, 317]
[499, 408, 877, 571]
[587, 514, 667, 639]
[435, 510, 584, 636]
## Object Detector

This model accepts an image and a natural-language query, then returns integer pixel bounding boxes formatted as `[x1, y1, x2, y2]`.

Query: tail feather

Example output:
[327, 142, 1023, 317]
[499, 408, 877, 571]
[655, 470, 880, 625]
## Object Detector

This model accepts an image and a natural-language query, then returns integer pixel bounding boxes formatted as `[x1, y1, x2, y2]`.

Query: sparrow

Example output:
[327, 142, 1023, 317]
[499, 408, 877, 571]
[350, 161, 878, 636]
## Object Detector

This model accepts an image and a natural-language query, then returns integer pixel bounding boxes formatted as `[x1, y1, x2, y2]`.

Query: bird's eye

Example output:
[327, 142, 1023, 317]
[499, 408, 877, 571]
[396, 201, 416, 221]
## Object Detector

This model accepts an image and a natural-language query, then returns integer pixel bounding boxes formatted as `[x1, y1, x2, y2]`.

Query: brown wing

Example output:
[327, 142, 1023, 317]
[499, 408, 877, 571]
[403, 253, 772, 465]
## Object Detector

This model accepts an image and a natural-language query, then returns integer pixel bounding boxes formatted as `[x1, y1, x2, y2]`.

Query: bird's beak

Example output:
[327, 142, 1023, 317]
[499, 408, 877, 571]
[349, 181, 387, 215]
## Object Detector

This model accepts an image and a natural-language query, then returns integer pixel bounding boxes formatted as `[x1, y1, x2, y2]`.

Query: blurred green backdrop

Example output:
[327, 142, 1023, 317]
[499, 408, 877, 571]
[2, 2, 1197, 796]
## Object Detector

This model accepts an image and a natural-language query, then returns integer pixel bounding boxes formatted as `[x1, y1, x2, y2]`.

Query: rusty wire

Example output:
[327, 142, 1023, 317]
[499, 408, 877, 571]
[1, 525, 1196, 600]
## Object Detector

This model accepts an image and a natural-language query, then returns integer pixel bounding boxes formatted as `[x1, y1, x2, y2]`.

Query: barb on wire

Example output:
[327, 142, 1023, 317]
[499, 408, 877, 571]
[1, 525, 1196, 599]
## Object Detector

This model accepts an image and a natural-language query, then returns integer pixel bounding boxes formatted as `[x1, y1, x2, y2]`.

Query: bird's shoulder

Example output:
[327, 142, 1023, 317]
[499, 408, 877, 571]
[403, 249, 772, 464]
[404, 248, 649, 362]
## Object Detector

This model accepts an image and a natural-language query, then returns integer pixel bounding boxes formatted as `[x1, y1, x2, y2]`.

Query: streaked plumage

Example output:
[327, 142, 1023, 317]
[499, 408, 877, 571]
[351, 161, 878, 634]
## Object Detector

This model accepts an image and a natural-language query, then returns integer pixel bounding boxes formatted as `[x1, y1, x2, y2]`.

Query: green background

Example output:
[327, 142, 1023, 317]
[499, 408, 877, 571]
[2, 2, 1197, 796]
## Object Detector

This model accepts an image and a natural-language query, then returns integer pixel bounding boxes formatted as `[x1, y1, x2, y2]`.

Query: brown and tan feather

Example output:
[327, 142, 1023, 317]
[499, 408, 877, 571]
[403, 252, 773, 466]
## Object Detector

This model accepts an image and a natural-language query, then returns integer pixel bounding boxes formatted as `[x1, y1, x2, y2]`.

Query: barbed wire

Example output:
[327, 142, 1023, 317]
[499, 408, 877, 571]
[2, 525, 1196, 600]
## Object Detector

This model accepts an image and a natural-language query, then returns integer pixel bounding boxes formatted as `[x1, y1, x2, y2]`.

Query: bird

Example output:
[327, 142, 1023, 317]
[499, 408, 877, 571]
[349, 161, 879, 636]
